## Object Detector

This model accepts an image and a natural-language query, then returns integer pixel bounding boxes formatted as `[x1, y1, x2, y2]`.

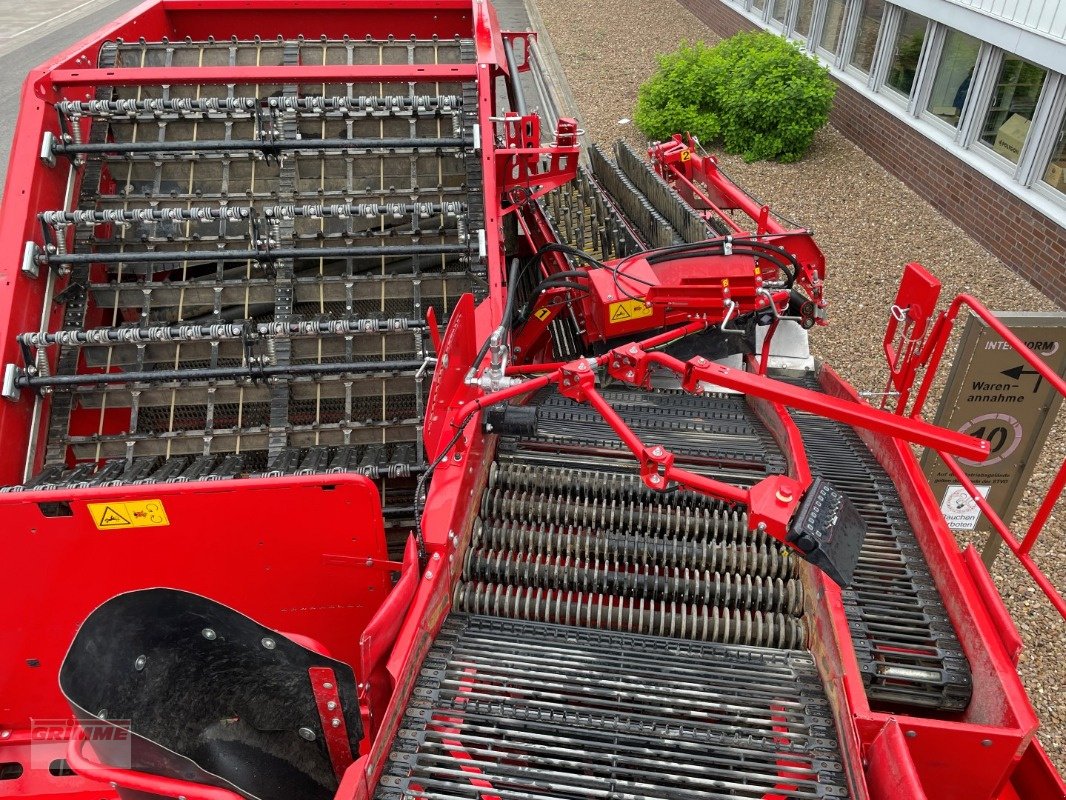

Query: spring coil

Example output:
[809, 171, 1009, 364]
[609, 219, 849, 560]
[471, 517, 793, 579]
[453, 581, 807, 649]
[482, 486, 754, 543]
[462, 548, 803, 615]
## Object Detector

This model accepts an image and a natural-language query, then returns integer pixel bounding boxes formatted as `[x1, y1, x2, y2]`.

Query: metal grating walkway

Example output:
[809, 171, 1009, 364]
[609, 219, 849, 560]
[376, 613, 850, 800]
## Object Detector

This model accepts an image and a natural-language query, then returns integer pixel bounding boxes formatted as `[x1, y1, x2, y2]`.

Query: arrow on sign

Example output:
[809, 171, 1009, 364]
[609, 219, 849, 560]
[1001, 364, 1043, 393]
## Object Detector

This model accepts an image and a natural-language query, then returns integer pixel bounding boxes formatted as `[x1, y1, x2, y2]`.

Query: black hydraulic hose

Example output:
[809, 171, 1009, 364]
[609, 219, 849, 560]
[642, 242, 798, 287]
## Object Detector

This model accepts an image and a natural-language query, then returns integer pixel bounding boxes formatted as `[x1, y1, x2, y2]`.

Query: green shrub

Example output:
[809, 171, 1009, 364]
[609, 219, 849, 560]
[635, 32, 836, 163]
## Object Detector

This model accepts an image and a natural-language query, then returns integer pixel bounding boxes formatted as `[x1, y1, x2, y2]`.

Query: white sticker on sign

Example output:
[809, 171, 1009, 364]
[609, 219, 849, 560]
[940, 484, 991, 531]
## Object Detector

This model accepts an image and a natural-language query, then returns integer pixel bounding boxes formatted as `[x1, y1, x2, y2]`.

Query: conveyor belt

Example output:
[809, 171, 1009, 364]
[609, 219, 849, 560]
[454, 387, 805, 647]
[9, 36, 484, 554]
[779, 371, 973, 711]
[376, 613, 850, 800]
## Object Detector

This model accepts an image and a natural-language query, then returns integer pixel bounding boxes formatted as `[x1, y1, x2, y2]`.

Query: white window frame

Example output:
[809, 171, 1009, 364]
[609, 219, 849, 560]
[875, 12, 935, 110]
[842, 0, 888, 82]
[1019, 73, 1065, 188]
[916, 26, 987, 139]
[813, 0, 850, 63]
[967, 50, 1054, 180]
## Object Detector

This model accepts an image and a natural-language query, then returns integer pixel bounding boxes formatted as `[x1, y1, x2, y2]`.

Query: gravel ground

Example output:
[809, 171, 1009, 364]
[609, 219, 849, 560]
[532, 0, 1066, 773]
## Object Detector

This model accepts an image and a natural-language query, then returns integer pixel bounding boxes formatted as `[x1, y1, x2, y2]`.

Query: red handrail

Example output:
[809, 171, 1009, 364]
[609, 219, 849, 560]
[903, 292, 1066, 619]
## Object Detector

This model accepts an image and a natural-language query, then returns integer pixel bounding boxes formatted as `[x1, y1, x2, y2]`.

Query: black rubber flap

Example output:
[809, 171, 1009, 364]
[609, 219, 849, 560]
[59, 588, 362, 800]
[788, 476, 867, 586]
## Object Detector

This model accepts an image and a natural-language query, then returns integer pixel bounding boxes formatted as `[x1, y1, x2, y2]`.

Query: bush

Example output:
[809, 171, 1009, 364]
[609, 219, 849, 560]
[635, 32, 836, 163]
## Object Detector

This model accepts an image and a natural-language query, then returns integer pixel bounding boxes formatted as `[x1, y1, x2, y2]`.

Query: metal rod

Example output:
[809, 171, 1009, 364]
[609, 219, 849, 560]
[41, 202, 465, 227]
[503, 38, 527, 117]
[18, 317, 425, 348]
[55, 94, 462, 118]
[52, 135, 471, 157]
[17, 358, 424, 390]
[41, 242, 468, 267]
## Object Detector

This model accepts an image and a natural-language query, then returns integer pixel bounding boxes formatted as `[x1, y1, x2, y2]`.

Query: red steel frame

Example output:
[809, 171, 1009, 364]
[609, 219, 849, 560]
[0, 2, 1063, 800]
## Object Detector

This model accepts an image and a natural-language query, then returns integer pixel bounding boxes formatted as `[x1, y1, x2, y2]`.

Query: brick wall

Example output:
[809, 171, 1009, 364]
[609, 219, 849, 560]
[677, 0, 1066, 307]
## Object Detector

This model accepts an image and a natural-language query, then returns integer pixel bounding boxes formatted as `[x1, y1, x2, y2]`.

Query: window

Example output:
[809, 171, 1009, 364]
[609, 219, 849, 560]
[978, 56, 1048, 165]
[924, 29, 981, 127]
[752, 0, 767, 12]
[883, 11, 928, 99]
[794, 0, 815, 38]
[1039, 114, 1066, 197]
[818, 0, 847, 55]
[770, 0, 789, 26]
[848, 0, 886, 74]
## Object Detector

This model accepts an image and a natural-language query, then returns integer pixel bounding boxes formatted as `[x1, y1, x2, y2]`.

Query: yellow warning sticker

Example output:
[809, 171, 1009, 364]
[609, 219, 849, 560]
[88, 499, 170, 530]
[533, 307, 552, 322]
[608, 299, 653, 325]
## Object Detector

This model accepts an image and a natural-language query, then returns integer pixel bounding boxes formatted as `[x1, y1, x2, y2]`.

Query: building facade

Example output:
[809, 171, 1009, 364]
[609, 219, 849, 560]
[678, 0, 1066, 304]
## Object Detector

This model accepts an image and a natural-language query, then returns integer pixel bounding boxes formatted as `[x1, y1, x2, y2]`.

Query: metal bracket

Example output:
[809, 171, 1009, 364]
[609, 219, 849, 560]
[307, 666, 355, 780]
[2, 364, 21, 402]
[21, 242, 41, 279]
[40, 131, 56, 167]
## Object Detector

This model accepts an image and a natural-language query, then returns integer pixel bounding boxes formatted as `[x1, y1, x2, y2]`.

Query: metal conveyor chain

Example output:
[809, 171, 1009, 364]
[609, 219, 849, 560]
[778, 371, 973, 712]
[376, 613, 850, 800]
[452, 387, 806, 648]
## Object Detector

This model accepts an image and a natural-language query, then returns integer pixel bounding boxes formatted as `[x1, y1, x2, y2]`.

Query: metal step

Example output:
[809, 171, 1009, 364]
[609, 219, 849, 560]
[777, 371, 973, 712]
[376, 613, 850, 800]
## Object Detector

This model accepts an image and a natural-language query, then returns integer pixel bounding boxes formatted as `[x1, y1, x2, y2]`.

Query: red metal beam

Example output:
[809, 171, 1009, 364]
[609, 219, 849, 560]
[641, 352, 991, 462]
[48, 64, 477, 88]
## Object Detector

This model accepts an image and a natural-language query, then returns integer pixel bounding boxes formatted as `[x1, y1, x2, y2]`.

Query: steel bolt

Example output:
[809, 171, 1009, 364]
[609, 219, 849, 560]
[322, 682, 333, 690]
[327, 701, 337, 711]
[261, 637, 276, 650]
[202, 628, 217, 640]
[298, 727, 316, 741]
[981, 739, 993, 747]
[652, 447, 663, 457]
[331, 718, 341, 728]
[134, 655, 147, 671]
[0, 730, 10, 739]
[650, 475, 662, 485]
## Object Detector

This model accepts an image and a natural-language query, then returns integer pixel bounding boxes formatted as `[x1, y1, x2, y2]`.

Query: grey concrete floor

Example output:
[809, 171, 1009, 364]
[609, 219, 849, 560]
[0, 0, 148, 195]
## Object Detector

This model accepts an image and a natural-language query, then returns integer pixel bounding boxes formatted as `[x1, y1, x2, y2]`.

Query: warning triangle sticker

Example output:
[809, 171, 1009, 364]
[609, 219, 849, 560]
[611, 305, 631, 322]
[98, 505, 131, 527]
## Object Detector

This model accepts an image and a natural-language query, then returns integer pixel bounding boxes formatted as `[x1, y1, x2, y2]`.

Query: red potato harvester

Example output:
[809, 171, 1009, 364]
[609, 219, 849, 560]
[0, 3, 1062, 800]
